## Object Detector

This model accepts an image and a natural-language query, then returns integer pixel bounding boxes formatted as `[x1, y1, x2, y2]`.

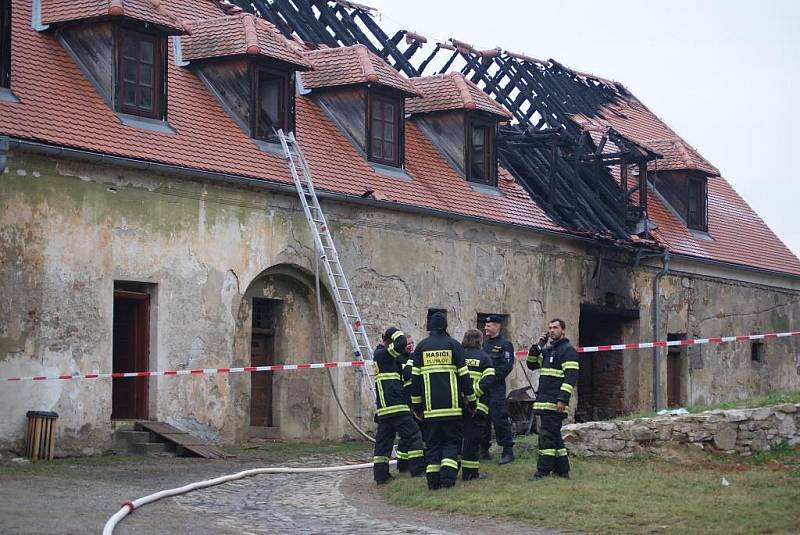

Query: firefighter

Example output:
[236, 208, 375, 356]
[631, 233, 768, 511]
[481, 315, 516, 464]
[396, 335, 422, 473]
[460, 329, 496, 481]
[372, 327, 425, 484]
[526, 318, 579, 480]
[411, 312, 476, 489]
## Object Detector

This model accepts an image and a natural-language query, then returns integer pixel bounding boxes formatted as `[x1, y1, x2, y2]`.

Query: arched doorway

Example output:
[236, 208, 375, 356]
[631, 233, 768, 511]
[240, 263, 344, 440]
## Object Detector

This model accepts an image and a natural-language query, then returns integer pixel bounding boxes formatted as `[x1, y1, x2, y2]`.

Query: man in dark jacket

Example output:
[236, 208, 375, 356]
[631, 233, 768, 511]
[526, 318, 579, 480]
[481, 315, 516, 464]
[372, 327, 425, 483]
[411, 312, 476, 489]
[460, 329, 496, 480]
[396, 335, 423, 473]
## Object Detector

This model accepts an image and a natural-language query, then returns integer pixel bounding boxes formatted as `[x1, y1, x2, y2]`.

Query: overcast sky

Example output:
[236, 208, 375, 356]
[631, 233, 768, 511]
[361, 0, 800, 258]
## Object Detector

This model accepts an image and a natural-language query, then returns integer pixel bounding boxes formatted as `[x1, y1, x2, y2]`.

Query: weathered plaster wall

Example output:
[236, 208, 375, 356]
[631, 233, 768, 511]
[1, 150, 799, 454]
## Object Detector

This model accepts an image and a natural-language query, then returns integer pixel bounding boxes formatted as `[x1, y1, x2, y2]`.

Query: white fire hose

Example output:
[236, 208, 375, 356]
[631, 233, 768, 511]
[102, 460, 388, 534]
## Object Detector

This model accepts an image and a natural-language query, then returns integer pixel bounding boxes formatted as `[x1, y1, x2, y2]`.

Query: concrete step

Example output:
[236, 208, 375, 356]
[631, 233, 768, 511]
[132, 442, 170, 456]
[117, 430, 152, 442]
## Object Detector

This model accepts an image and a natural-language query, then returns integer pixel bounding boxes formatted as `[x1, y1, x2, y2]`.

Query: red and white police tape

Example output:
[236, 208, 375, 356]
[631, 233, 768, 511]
[2, 330, 799, 383]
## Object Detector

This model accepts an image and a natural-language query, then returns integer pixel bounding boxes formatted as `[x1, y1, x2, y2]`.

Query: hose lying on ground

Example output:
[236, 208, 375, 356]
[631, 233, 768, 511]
[103, 460, 388, 534]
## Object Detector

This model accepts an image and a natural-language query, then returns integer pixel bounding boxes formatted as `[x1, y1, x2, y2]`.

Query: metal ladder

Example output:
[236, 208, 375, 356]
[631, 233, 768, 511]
[277, 130, 376, 403]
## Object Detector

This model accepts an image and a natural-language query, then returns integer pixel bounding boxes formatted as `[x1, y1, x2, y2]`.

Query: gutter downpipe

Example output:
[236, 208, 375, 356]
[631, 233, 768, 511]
[653, 250, 670, 412]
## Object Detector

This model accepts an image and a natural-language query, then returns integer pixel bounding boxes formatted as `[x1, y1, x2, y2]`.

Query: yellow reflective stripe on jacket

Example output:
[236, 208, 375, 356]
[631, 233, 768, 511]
[461, 459, 479, 469]
[375, 372, 401, 381]
[457, 366, 470, 377]
[556, 448, 568, 457]
[540, 368, 564, 378]
[426, 464, 441, 473]
[468, 371, 482, 380]
[476, 402, 489, 414]
[411, 366, 422, 376]
[423, 374, 432, 411]
[376, 404, 410, 417]
[411, 395, 422, 404]
[464, 393, 476, 403]
[562, 361, 579, 371]
[396, 450, 408, 460]
[405, 359, 414, 368]
[387, 344, 401, 358]
[377, 379, 386, 408]
[407, 449, 424, 459]
[421, 365, 457, 374]
[403, 380, 411, 388]
[481, 368, 495, 378]
[527, 355, 542, 365]
[474, 384, 483, 397]
[538, 448, 557, 456]
[373, 456, 390, 463]
[441, 458, 459, 470]
[534, 401, 558, 411]
[424, 407, 463, 418]
[560, 383, 574, 394]
[391, 330, 405, 341]
[450, 369, 459, 411]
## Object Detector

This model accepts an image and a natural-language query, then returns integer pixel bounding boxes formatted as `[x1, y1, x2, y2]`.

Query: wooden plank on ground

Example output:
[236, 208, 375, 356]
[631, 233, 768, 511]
[135, 421, 229, 459]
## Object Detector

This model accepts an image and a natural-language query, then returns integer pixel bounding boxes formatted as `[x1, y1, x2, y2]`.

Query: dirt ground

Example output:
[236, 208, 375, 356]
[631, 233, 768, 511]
[0, 451, 555, 534]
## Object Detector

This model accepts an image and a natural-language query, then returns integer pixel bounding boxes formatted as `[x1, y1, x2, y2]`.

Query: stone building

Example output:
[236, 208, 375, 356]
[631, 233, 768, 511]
[1, 0, 799, 453]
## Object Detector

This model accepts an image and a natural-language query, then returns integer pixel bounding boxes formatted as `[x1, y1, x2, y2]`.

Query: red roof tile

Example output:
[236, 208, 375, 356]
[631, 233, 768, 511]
[181, 13, 311, 69]
[41, 0, 187, 33]
[301, 44, 421, 96]
[406, 73, 512, 119]
[1, 1, 558, 243]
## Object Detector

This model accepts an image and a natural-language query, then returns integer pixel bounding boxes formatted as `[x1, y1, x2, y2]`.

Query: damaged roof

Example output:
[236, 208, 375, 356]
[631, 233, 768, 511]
[2, 0, 799, 277]
[1, 0, 557, 240]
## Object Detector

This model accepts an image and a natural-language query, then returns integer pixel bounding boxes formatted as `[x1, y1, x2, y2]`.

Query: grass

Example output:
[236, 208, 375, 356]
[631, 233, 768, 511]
[380, 435, 800, 534]
[613, 389, 800, 421]
[0, 454, 144, 477]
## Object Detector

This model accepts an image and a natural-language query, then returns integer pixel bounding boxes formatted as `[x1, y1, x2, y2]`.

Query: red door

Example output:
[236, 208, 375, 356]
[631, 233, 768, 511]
[250, 334, 274, 427]
[112, 290, 149, 420]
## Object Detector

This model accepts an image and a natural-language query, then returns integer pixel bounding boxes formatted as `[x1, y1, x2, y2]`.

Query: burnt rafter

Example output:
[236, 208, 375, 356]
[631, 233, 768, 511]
[227, 0, 660, 241]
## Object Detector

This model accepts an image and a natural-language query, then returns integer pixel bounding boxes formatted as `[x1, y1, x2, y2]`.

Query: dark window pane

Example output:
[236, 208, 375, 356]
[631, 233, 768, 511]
[0, 0, 10, 88]
[139, 87, 152, 109]
[123, 84, 136, 106]
[140, 41, 154, 64]
[369, 96, 399, 164]
[383, 141, 394, 160]
[122, 59, 137, 83]
[257, 74, 282, 138]
[140, 63, 153, 87]
[470, 125, 487, 181]
[122, 38, 137, 61]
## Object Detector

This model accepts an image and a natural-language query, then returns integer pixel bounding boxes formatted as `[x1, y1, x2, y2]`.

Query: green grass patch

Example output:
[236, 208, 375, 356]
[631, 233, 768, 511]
[381, 435, 800, 533]
[613, 389, 800, 421]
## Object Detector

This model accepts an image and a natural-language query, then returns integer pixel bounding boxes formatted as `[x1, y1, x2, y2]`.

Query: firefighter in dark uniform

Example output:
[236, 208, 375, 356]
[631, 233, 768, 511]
[460, 329, 496, 480]
[411, 312, 476, 489]
[372, 327, 425, 483]
[396, 335, 422, 473]
[481, 315, 516, 464]
[526, 318, 579, 480]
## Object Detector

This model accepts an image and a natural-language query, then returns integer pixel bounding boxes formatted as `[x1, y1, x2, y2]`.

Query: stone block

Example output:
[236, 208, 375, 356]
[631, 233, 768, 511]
[778, 416, 797, 438]
[725, 410, 749, 422]
[598, 439, 627, 452]
[712, 425, 737, 451]
[631, 425, 656, 442]
[772, 403, 797, 414]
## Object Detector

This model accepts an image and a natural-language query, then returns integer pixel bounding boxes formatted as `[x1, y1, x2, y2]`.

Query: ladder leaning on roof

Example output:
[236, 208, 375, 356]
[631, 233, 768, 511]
[277, 129, 376, 404]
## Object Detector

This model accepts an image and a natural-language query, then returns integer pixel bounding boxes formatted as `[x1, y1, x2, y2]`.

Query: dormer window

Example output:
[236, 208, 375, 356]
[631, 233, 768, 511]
[368, 91, 402, 167]
[467, 115, 498, 186]
[117, 28, 166, 119]
[252, 66, 291, 143]
[687, 177, 707, 231]
[1, 0, 10, 89]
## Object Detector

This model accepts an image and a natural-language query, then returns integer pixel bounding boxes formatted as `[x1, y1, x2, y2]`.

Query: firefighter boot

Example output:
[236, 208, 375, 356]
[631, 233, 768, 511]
[498, 446, 515, 465]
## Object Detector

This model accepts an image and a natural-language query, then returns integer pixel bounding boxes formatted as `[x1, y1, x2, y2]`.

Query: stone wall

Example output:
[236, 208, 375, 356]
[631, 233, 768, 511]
[2, 149, 799, 454]
[562, 403, 800, 457]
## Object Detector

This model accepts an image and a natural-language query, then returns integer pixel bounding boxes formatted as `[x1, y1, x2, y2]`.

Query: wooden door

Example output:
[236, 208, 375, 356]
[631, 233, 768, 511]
[667, 349, 681, 408]
[250, 334, 274, 427]
[112, 291, 149, 420]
